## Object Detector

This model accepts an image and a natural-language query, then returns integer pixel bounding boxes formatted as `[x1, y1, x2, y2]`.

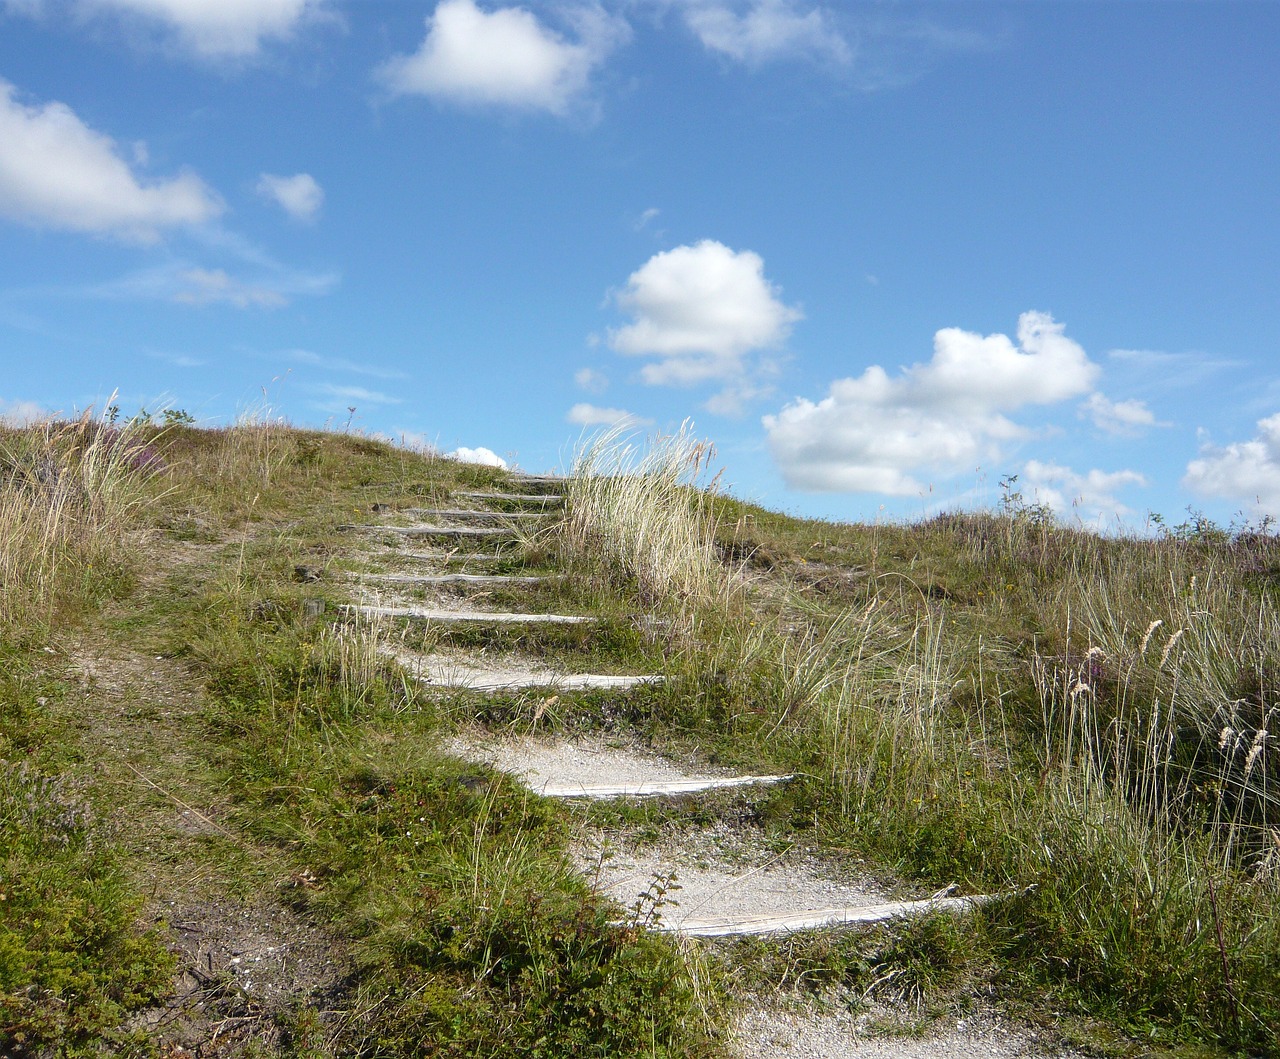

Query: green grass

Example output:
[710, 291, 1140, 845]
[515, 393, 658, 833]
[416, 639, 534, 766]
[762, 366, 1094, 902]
[557, 428, 1280, 1054]
[2, 416, 1276, 1055]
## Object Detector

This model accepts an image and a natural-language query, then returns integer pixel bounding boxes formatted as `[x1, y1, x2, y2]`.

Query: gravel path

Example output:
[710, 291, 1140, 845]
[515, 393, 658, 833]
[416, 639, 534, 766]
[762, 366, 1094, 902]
[733, 1007, 1079, 1059]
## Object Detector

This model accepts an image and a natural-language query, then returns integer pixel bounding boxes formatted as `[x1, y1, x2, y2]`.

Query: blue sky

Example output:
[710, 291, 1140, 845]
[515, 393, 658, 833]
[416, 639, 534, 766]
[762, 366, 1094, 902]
[1, 1, 1277, 529]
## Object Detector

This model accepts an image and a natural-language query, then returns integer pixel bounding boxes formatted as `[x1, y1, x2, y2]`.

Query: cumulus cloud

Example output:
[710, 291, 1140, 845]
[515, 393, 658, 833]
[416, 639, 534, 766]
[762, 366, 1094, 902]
[0, 78, 221, 241]
[1080, 392, 1158, 436]
[764, 312, 1100, 495]
[679, 0, 849, 65]
[256, 172, 323, 221]
[449, 445, 507, 468]
[80, 0, 323, 58]
[172, 268, 287, 308]
[378, 0, 628, 115]
[566, 402, 652, 426]
[1184, 414, 1280, 516]
[574, 366, 609, 393]
[609, 239, 800, 396]
[1021, 459, 1147, 524]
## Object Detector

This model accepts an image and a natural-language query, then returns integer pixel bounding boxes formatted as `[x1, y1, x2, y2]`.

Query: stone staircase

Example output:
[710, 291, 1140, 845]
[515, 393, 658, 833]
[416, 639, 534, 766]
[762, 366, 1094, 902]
[336, 472, 1004, 951]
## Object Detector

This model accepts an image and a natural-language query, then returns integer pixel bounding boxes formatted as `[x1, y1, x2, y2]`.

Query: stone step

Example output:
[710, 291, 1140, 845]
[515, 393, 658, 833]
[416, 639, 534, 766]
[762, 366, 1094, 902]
[359, 573, 556, 586]
[456, 491, 564, 504]
[536, 774, 790, 799]
[657, 892, 1001, 938]
[344, 604, 592, 625]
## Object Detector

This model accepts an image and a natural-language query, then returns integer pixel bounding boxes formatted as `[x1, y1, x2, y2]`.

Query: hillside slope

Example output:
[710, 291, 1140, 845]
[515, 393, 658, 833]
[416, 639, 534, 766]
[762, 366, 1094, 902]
[1, 421, 1276, 1057]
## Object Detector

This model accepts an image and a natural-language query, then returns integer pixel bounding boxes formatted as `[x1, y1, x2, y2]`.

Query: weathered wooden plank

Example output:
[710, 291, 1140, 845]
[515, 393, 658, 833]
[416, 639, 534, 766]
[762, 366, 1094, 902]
[343, 604, 591, 625]
[401, 508, 552, 521]
[536, 774, 790, 799]
[338, 524, 509, 538]
[359, 573, 554, 586]
[395, 550, 514, 562]
[456, 491, 564, 503]
[657, 893, 1000, 937]
[417, 670, 661, 692]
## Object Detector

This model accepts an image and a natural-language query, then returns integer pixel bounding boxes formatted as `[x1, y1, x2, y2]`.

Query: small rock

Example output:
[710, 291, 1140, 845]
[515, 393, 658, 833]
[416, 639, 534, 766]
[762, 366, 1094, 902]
[294, 564, 322, 583]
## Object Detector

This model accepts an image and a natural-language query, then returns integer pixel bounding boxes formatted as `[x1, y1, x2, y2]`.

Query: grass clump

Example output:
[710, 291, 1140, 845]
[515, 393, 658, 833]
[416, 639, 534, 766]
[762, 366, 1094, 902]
[557, 426, 1280, 1054]
[0, 413, 158, 636]
[561, 422, 727, 612]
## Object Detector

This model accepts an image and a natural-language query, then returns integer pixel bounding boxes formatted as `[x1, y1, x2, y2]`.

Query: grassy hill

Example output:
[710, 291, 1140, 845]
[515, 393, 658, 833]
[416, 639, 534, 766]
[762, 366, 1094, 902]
[1, 417, 1276, 1056]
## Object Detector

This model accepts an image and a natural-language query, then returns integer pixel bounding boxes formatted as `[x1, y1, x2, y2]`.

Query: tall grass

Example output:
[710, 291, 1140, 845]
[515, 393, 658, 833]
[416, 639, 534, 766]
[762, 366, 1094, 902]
[0, 414, 158, 633]
[561, 422, 728, 612]
[558, 429, 1280, 1049]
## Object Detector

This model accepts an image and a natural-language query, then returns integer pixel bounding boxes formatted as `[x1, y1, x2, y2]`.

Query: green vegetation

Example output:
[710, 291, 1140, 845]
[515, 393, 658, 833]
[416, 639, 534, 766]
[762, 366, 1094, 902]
[1, 414, 1276, 1055]
[559, 428, 1280, 1054]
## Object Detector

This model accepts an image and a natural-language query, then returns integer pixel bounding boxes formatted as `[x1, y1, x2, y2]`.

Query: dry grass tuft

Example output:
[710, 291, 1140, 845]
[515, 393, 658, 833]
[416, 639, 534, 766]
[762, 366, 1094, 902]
[0, 414, 160, 632]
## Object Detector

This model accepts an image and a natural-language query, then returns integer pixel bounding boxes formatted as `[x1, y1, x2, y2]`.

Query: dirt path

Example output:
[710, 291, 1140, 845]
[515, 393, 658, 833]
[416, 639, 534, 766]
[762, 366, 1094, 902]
[59, 536, 350, 1053]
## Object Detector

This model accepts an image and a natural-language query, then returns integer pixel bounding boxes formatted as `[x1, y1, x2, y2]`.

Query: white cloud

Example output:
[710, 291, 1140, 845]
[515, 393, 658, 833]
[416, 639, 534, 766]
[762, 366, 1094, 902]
[1184, 414, 1280, 516]
[0, 398, 51, 425]
[566, 402, 652, 426]
[0, 78, 221, 241]
[286, 349, 407, 380]
[1021, 459, 1146, 524]
[146, 350, 204, 367]
[256, 172, 322, 221]
[609, 239, 800, 393]
[1081, 392, 1158, 436]
[1107, 347, 1243, 390]
[172, 268, 287, 309]
[574, 366, 609, 393]
[764, 312, 1100, 495]
[397, 431, 439, 455]
[680, 0, 850, 65]
[703, 377, 774, 417]
[80, 0, 322, 58]
[378, 0, 628, 116]
[449, 445, 508, 468]
[308, 383, 403, 413]
[86, 258, 337, 307]
[634, 206, 661, 231]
